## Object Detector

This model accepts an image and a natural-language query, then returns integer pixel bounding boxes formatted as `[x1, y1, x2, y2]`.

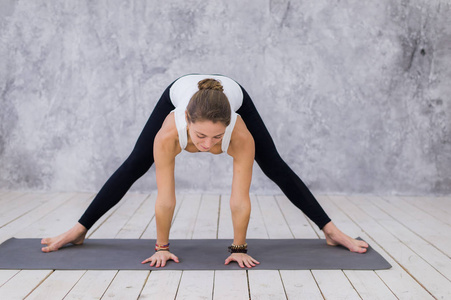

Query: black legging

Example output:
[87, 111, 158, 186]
[78, 83, 331, 230]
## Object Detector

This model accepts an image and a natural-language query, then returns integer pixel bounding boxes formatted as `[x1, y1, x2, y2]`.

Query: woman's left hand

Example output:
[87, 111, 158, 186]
[224, 253, 260, 268]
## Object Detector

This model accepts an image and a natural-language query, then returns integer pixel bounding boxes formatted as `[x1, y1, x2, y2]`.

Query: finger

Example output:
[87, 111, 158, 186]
[243, 260, 254, 268]
[142, 257, 154, 264]
[149, 258, 156, 267]
[224, 257, 233, 265]
[245, 255, 260, 265]
[155, 259, 161, 268]
[162, 256, 171, 267]
[171, 254, 180, 263]
[238, 260, 245, 268]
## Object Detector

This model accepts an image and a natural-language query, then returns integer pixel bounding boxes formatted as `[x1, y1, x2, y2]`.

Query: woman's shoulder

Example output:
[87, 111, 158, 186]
[155, 113, 181, 154]
[228, 116, 254, 156]
[231, 116, 252, 138]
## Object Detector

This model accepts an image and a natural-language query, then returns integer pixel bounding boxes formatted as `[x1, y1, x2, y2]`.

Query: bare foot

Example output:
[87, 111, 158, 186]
[41, 223, 87, 252]
[322, 221, 369, 253]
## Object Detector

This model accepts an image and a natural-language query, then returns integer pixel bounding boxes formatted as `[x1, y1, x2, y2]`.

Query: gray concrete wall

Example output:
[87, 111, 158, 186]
[1, 0, 450, 195]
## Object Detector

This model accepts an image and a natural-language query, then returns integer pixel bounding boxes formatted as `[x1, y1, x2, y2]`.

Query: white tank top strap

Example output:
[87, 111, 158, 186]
[221, 112, 238, 153]
[173, 107, 188, 150]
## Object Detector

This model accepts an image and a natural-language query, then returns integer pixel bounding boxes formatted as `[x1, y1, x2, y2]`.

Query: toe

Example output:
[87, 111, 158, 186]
[353, 246, 367, 253]
[358, 241, 369, 248]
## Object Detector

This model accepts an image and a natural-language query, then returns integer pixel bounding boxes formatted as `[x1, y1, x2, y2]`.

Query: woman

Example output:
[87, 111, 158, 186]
[41, 74, 368, 269]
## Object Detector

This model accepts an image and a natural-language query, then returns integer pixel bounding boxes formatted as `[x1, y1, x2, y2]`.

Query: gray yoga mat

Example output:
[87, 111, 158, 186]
[0, 238, 391, 270]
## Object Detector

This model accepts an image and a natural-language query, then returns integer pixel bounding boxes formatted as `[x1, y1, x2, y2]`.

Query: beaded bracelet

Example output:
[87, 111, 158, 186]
[228, 247, 248, 253]
[228, 243, 248, 253]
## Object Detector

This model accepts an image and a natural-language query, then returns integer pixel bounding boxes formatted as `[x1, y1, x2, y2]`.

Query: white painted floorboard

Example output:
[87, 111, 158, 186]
[0, 191, 449, 299]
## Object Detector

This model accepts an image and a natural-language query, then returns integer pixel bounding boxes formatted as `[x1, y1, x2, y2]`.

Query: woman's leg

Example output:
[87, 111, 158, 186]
[237, 87, 368, 253]
[42, 85, 175, 252]
[237, 87, 331, 229]
[78, 86, 175, 229]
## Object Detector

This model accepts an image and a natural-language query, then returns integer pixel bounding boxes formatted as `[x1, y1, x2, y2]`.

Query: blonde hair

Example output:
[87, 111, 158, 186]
[186, 78, 231, 126]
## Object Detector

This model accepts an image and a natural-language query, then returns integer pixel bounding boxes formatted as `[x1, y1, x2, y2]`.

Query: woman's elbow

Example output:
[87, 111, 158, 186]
[155, 197, 176, 211]
[230, 196, 251, 213]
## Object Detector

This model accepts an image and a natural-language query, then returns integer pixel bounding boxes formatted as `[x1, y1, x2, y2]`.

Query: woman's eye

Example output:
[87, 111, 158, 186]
[197, 135, 205, 139]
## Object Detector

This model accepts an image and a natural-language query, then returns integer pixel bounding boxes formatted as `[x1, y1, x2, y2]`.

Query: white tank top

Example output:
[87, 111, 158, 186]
[170, 74, 243, 153]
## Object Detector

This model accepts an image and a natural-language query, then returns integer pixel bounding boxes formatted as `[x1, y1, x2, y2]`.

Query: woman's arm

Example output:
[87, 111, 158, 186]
[142, 114, 181, 267]
[154, 132, 177, 247]
[225, 117, 260, 268]
[229, 132, 254, 245]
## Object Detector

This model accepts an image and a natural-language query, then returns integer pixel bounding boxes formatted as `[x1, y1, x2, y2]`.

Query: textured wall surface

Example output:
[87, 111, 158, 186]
[1, 0, 450, 195]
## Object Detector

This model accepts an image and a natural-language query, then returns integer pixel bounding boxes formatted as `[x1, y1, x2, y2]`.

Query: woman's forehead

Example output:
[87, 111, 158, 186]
[190, 121, 226, 136]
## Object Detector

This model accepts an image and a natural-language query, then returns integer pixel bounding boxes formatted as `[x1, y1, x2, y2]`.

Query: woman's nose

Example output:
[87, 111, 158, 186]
[204, 139, 213, 147]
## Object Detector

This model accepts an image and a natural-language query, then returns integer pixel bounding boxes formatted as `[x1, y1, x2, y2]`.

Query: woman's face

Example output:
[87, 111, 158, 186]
[187, 120, 227, 152]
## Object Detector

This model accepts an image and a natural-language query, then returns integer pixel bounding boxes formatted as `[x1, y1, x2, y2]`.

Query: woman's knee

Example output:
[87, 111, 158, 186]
[256, 153, 288, 177]
[120, 152, 153, 177]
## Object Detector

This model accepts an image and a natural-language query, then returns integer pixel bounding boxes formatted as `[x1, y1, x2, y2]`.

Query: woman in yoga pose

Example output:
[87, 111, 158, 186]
[41, 74, 368, 268]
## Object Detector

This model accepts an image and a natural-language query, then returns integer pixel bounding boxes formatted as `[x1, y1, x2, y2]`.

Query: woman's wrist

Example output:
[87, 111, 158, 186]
[228, 243, 248, 253]
[155, 242, 170, 252]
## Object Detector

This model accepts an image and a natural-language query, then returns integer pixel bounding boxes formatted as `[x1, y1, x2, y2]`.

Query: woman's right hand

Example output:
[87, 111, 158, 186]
[141, 251, 180, 268]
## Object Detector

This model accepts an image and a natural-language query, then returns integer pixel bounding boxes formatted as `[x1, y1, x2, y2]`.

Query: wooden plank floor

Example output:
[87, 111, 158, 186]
[0, 191, 450, 299]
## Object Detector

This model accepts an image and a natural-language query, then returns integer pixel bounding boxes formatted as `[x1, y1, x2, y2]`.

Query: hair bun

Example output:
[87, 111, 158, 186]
[198, 78, 224, 92]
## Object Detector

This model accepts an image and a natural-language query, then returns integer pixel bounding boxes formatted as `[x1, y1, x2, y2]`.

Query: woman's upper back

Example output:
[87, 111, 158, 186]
[169, 74, 244, 153]
[169, 74, 243, 110]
